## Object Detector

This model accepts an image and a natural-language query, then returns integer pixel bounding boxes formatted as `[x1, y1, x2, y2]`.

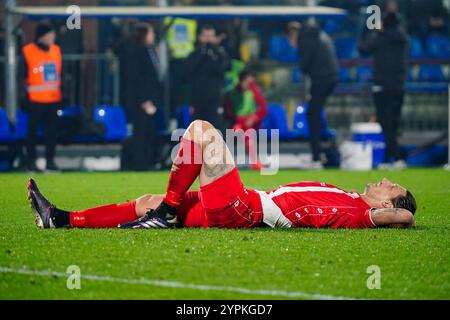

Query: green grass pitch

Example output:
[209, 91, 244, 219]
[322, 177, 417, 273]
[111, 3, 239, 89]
[0, 169, 449, 299]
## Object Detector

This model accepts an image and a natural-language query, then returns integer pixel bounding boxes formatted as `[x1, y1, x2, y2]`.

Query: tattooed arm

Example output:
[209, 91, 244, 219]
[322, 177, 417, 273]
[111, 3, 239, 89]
[371, 208, 416, 229]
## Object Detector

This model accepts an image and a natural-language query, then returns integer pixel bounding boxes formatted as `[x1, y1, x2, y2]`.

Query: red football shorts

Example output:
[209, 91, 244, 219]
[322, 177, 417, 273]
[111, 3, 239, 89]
[177, 167, 263, 228]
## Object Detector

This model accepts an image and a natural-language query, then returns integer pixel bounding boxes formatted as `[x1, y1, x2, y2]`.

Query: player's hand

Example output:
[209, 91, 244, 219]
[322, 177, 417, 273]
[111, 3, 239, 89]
[141, 101, 157, 115]
[211, 33, 226, 45]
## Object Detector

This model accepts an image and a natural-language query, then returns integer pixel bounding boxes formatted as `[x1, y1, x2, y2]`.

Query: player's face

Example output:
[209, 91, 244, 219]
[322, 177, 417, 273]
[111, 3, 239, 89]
[365, 178, 407, 202]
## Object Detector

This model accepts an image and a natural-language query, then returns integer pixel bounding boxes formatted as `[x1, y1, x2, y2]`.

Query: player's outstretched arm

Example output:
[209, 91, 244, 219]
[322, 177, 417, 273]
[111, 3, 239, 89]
[370, 208, 416, 229]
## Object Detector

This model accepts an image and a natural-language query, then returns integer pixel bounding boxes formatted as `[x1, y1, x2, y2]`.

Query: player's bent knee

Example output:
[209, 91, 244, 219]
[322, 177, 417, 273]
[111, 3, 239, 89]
[186, 120, 217, 146]
[201, 120, 213, 129]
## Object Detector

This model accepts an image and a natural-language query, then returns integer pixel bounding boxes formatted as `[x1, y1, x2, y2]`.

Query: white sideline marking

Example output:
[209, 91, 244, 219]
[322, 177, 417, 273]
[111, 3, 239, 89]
[0, 266, 356, 300]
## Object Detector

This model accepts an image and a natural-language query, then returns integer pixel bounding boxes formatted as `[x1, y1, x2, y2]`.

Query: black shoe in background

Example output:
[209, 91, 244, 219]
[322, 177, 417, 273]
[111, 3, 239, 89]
[46, 161, 60, 172]
[26, 162, 42, 173]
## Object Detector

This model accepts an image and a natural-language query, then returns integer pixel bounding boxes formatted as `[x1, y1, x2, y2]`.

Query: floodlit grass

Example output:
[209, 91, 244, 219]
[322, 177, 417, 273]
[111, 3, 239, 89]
[0, 169, 449, 299]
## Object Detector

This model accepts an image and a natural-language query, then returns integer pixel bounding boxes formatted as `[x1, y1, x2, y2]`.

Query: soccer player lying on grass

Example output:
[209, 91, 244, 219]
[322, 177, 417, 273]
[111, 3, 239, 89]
[28, 120, 417, 230]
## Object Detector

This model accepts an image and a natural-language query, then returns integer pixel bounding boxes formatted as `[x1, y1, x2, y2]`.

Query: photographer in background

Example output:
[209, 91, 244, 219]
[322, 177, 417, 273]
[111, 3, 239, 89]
[187, 24, 229, 130]
[359, 12, 409, 170]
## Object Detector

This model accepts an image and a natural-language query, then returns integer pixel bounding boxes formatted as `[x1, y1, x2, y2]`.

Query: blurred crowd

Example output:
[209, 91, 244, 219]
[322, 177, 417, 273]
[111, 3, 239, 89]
[0, 0, 448, 171]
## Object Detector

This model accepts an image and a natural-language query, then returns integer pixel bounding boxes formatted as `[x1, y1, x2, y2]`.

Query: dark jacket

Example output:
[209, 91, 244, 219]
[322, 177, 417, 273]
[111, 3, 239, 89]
[187, 43, 229, 104]
[128, 45, 161, 110]
[359, 27, 409, 90]
[297, 25, 339, 82]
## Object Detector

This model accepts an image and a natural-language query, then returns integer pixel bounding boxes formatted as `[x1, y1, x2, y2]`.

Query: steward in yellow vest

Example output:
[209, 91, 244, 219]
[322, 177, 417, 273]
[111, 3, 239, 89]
[164, 18, 197, 115]
[164, 17, 197, 59]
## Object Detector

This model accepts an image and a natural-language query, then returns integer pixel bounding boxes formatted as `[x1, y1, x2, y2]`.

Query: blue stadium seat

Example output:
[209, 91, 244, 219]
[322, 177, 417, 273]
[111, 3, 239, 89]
[322, 19, 344, 35]
[418, 64, 446, 81]
[0, 108, 29, 142]
[154, 107, 169, 136]
[426, 34, 450, 59]
[334, 37, 357, 59]
[339, 66, 351, 82]
[356, 64, 372, 82]
[405, 82, 448, 93]
[292, 104, 336, 139]
[260, 104, 298, 141]
[291, 104, 309, 138]
[407, 67, 416, 81]
[269, 35, 298, 63]
[176, 105, 191, 129]
[92, 106, 128, 142]
[0, 108, 15, 142]
[409, 36, 425, 58]
[57, 106, 83, 118]
[56, 106, 96, 143]
[292, 67, 302, 83]
[269, 35, 284, 61]
[15, 109, 29, 140]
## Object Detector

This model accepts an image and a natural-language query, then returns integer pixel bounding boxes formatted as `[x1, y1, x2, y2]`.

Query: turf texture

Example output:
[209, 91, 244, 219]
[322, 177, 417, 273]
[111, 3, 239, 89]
[0, 169, 449, 299]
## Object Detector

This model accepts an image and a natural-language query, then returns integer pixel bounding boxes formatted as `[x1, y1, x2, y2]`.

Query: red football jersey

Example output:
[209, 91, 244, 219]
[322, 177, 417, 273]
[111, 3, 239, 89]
[178, 181, 376, 229]
[255, 181, 376, 229]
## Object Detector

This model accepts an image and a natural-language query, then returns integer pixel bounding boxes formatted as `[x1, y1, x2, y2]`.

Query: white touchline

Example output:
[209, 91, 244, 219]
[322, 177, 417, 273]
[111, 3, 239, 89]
[0, 266, 357, 300]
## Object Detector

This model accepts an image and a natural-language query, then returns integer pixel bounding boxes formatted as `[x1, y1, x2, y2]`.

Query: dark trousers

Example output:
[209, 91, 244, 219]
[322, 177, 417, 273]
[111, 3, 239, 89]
[307, 79, 337, 161]
[373, 88, 404, 162]
[26, 102, 59, 164]
[192, 99, 223, 131]
[170, 58, 189, 117]
[131, 107, 157, 171]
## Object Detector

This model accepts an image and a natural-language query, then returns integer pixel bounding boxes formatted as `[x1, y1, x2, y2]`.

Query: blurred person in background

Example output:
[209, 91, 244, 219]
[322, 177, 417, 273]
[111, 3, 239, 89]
[127, 23, 162, 171]
[20, 23, 62, 172]
[165, 16, 197, 117]
[224, 70, 268, 170]
[295, 20, 339, 170]
[187, 24, 229, 130]
[54, 19, 84, 107]
[112, 19, 138, 121]
[359, 12, 409, 170]
[404, 0, 449, 44]
[286, 21, 301, 49]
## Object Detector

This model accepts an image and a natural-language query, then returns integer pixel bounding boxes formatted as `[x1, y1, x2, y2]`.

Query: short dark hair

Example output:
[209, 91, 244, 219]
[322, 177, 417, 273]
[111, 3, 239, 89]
[392, 190, 417, 215]
[134, 22, 153, 46]
[199, 24, 215, 34]
[239, 69, 252, 82]
[35, 23, 54, 41]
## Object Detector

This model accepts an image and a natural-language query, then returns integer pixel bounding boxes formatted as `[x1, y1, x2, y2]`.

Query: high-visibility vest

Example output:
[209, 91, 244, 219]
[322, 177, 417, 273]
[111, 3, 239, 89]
[164, 18, 197, 59]
[22, 43, 62, 103]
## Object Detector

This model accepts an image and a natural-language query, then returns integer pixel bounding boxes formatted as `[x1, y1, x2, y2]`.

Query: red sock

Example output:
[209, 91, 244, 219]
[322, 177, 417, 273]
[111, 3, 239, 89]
[70, 201, 137, 228]
[164, 138, 203, 207]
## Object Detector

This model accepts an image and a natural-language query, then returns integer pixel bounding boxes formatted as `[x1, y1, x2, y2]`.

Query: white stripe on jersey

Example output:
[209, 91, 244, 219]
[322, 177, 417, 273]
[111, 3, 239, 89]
[256, 191, 292, 228]
[267, 186, 360, 199]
